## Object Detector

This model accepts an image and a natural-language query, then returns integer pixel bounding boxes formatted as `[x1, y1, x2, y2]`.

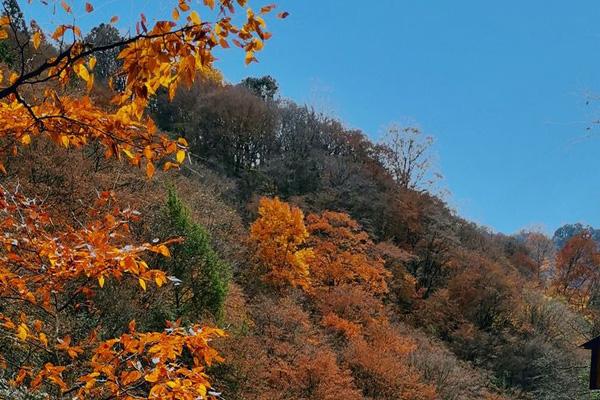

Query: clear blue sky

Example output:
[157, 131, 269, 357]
[21, 0, 600, 234]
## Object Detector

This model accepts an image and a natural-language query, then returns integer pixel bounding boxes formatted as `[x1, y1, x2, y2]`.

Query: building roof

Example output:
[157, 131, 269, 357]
[581, 336, 600, 349]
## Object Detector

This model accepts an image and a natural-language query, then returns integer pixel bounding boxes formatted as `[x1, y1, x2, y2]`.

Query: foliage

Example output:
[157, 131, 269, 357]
[84, 23, 123, 84]
[0, 0, 278, 175]
[241, 75, 279, 100]
[306, 211, 390, 294]
[0, 1, 593, 397]
[0, 0, 283, 398]
[0, 186, 228, 398]
[156, 81, 277, 175]
[161, 188, 230, 319]
[249, 197, 313, 290]
[552, 232, 600, 309]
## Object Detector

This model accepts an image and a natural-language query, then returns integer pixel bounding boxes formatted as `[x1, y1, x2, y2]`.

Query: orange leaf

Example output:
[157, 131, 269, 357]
[85, 2, 94, 12]
[61, 0, 72, 14]
[32, 31, 41, 49]
[146, 161, 155, 178]
[260, 4, 276, 13]
[179, 0, 190, 11]
[51, 25, 67, 41]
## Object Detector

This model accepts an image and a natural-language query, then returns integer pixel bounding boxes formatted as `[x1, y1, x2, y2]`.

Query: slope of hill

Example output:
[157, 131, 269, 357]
[0, 2, 596, 396]
[9, 74, 595, 399]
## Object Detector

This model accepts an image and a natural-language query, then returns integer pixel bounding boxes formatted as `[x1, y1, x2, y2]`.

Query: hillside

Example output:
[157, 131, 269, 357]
[0, 1, 598, 399]
[7, 75, 596, 399]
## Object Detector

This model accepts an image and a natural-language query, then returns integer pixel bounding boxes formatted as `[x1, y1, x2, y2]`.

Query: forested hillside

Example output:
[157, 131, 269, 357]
[0, 1, 598, 399]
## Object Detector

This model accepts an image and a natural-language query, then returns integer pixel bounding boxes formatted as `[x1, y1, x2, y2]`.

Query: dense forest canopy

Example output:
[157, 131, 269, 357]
[0, 1, 597, 400]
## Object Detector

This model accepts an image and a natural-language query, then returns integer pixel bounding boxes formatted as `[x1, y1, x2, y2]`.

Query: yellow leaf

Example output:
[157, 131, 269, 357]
[190, 11, 201, 25]
[21, 134, 31, 145]
[60, 136, 69, 148]
[172, 7, 180, 21]
[0, 16, 9, 26]
[176, 150, 185, 164]
[88, 56, 96, 70]
[32, 31, 41, 49]
[138, 278, 147, 291]
[245, 51, 256, 65]
[17, 324, 28, 341]
[204, 0, 215, 9]
[75, 64, 90, 82]
[122, 148, 134, 159]
[98, 275, 105, 288]
[0, 29, 8, 40]
[146, 161, 155, 178]
[157, 245, 170, 257]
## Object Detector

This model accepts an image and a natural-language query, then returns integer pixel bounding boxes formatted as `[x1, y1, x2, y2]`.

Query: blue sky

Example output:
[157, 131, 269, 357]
[21, 0, 600, 234]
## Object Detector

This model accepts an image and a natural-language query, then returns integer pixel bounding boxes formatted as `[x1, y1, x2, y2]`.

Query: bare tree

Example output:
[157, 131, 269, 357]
[521, 229, 556, 282]
[379, 125, 441, 191]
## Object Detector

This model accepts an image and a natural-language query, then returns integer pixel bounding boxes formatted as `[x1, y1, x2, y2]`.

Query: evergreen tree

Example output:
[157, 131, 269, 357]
[162, 188, 230, 320]
[0, 0, 27, 66]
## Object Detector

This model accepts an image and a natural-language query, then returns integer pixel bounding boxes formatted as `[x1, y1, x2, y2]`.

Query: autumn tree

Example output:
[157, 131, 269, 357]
[305, 211, 390, 294]
[249, 197, 313, 290]
[552, 232, 600, 308]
